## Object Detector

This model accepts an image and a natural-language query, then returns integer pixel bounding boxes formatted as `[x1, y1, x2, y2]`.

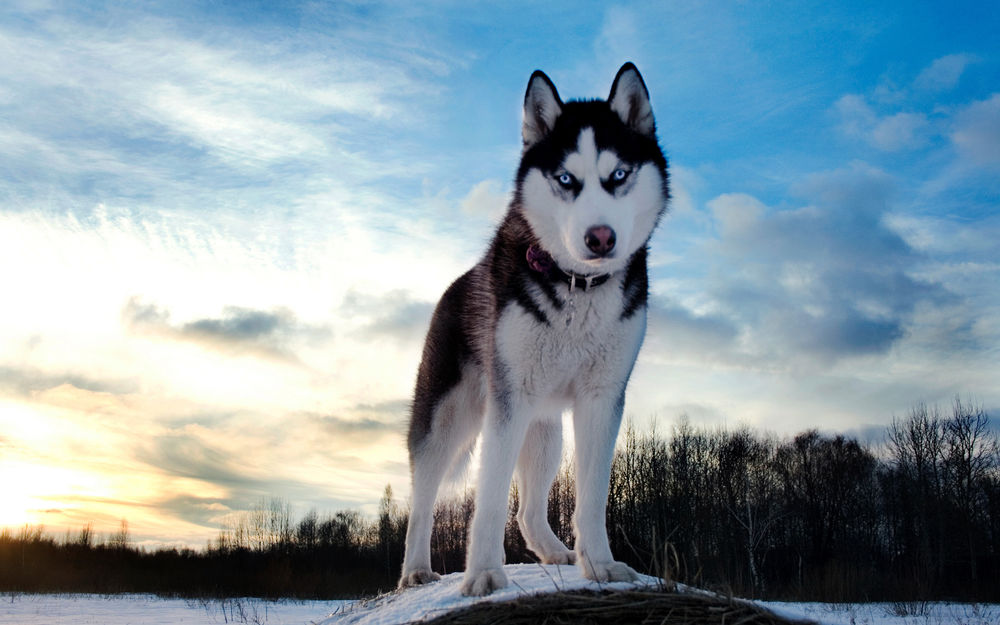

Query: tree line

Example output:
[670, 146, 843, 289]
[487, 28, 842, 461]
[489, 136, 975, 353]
[0, 493, 402, 598]
[610, 397, 999, 601]
[1, 398, 997, 601]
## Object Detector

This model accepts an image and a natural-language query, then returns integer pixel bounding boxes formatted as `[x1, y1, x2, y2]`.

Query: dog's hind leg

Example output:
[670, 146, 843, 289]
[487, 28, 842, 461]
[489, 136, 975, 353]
[399, 441, 447, 588]
[399, 373, 484, 588]
[515, 417, 575, 565]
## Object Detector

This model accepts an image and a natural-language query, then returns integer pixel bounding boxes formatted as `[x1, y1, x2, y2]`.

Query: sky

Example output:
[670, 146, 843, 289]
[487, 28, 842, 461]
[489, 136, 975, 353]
[0, 0, 998, 548]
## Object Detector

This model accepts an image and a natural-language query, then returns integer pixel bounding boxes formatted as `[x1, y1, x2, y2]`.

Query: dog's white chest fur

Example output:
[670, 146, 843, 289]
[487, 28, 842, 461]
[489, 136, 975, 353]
[495, 280, 645, 404]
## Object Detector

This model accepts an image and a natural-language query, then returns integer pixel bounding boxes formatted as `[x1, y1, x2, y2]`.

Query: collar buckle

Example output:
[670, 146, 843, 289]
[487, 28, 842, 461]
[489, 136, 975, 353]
[568, 272, 599, 293]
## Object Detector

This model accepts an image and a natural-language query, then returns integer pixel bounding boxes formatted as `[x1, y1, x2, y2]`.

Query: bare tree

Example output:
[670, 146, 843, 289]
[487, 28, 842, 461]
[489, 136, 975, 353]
[942, 397, 998, 581]
[886, 403, 947, 584]
[108, 519, 130, 551]
[716, 428, 780, 596]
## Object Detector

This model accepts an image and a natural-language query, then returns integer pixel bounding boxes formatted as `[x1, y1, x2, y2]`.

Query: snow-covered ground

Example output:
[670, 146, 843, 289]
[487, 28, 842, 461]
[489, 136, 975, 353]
[319, 563, 664, 624]
[2, 565, 997, 625]
[763, 600, 1000, 625]
[320, 565, 1000, 625]
[0, 593, 348, 625]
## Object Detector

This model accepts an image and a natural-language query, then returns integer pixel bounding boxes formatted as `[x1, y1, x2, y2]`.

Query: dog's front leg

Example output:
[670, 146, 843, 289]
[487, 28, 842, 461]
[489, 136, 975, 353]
[572, 390, 639, 583]
[460, 395, 531, 596]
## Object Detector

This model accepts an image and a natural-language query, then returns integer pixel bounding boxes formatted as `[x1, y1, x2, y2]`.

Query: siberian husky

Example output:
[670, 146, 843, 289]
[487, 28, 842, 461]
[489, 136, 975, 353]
[399, 63, 669, 596]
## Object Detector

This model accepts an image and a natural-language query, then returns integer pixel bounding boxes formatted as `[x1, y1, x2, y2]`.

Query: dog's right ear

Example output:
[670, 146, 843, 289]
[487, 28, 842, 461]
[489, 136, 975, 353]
[522, 70, 563, 149]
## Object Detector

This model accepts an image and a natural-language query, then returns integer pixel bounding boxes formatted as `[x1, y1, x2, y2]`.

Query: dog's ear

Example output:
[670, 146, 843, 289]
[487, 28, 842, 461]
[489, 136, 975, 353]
[608, 62, 655, 136]
[522, 70, 563, 149]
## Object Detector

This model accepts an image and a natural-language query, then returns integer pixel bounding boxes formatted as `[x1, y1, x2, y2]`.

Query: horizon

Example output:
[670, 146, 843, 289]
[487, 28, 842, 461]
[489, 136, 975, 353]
[1, 1, 998, 549]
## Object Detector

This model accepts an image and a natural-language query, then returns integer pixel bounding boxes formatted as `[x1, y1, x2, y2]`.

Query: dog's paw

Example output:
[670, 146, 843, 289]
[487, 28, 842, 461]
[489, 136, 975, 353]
[398, 568, 441, 589]
[460, 568, 508, 596]
[539, 547, 576, 565]
[580, 559, 639, 583]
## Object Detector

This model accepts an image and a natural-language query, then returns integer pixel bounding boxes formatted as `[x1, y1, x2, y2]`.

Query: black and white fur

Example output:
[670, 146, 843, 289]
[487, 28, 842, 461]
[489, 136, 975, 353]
[399, 63, 669, 596]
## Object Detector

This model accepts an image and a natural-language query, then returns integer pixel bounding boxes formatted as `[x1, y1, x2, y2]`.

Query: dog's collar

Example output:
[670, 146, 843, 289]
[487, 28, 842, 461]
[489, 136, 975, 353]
[526, 244, 612, 292]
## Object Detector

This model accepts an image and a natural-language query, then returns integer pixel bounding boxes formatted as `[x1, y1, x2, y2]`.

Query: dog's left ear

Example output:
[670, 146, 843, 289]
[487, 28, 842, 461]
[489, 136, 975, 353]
[608, 62, 655, 136]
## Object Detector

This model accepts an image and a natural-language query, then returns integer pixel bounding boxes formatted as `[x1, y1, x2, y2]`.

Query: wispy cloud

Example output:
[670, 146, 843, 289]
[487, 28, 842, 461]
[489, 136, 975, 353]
[951, 94, 1000, 169]
[122, 298, 330, 364]
[834, 95, 930, 152]
[0, 4, 456, 216]
[914, 53, 978, 93]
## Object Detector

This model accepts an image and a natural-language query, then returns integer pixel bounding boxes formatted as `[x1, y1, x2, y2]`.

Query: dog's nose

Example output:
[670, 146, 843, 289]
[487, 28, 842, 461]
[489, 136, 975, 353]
[584, 225, 616, 256]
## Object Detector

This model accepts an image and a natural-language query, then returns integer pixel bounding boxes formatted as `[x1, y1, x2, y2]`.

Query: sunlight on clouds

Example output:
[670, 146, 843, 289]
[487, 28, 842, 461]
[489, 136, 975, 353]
[0, 459, 91, 527]
[0, 388, 399, 543]
[0, 399, 121, 528]
[0, 197, 449, 543]
[149, 83, 327, 165]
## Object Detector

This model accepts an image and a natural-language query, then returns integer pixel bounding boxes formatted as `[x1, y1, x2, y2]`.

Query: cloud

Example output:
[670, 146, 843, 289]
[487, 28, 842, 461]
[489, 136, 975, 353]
[353, 398, 411, 417]
[185, 310, 289, 343]
[834, 95, 877, 136]
[834, 95, 929, 151]
[138, 427, 254, 488]
[885, 212, 1000, 259]
[310, 412, 404, 440]
[914, 53, 977, 93]
[339, 289, 434, 343]
[0, 365, 137, 398]
[460, 179, 509, 221]
[146, 83, 328, 166]
[154, 495, 235, 531]
[122, 297, 329, 362]
[697, 163, 942, 364]
[869, 112, 929, 152]
[950, 93, 1000, 169]
[0, 5, 455, 214]
[592, 5, 642, 76]
[645, 298, 739, 364]
[131, 410, 407, 528]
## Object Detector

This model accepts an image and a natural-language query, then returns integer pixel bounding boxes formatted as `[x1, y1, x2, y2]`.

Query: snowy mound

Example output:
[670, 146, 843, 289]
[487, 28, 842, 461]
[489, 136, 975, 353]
[317, 563, 664, 625]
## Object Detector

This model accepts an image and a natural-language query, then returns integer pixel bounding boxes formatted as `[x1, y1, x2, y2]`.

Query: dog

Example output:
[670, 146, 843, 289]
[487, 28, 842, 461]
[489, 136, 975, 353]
[398, 62, 669, 596]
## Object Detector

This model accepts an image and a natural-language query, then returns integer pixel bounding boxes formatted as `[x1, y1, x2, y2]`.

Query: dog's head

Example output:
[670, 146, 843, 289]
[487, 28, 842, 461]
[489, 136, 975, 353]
[515, 63, 669, 276]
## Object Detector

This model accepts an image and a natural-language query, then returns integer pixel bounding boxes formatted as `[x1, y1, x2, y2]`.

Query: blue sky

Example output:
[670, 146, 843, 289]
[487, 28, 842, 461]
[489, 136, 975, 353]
[0, 0, 998, 547]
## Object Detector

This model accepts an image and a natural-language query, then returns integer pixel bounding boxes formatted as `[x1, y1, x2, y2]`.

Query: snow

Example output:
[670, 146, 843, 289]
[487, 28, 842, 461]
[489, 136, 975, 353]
[2, 569, 997, 625]
[318, 563, 664, 624]
[0, 593, 348, 625]
[759, 600, 1000, 625]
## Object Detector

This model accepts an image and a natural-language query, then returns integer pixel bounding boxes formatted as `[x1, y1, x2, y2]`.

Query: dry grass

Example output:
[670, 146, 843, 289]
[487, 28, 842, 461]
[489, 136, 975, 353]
[418, 586, 815, 625]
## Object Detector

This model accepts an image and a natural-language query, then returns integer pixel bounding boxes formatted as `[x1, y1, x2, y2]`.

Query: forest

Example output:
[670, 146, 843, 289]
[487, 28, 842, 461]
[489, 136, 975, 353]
[1, 398, 997, 601]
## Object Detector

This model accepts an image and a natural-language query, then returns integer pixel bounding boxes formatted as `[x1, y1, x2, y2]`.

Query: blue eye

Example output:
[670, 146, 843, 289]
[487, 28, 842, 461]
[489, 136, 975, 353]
[556, 172, 575, 188]
[612, 168, 629, 182]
